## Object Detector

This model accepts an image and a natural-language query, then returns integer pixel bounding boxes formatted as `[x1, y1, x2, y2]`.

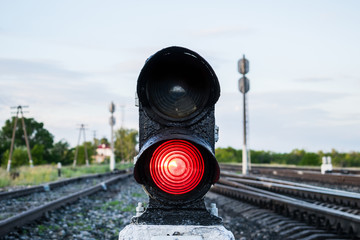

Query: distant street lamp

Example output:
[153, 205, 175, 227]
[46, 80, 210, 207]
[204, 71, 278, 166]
[238, 55, 250, 175]
[109, 102, 116, 171]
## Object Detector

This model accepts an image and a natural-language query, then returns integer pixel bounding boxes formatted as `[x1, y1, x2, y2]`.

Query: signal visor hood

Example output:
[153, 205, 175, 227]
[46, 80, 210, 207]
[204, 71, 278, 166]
[137, 46, 220, 122]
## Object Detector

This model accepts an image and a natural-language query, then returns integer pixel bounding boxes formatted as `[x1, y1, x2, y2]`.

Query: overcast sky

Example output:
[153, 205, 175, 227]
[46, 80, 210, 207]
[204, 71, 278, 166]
[0, 0, 359, 153]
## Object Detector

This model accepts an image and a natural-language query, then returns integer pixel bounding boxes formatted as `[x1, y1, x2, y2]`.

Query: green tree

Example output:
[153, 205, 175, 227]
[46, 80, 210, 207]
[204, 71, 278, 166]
[100, 137, 109, 145]
[345, 152, 360, 167]
[0, 117, 54, 165]
[215, 147, 241, 163]
[1, 117, 53, 150]
[329, 148, 346, 167]
[73, 142, 94, 165]
[214, 147, 360, 167]
[271, 152, 288, 165]
[0, 129, 7, 166]
[114, 128, 138, 162]
[31, 144, 45, 165]
[1, 147, 28, 168]
[250, 150, 273, 164]
[299, 152, 320, 166]
[50, 140, 73, 165]
[287, 149, 305, 165]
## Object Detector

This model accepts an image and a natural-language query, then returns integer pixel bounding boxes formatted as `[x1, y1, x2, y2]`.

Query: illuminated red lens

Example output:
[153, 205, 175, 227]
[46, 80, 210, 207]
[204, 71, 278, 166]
[150, 140, 204, 195]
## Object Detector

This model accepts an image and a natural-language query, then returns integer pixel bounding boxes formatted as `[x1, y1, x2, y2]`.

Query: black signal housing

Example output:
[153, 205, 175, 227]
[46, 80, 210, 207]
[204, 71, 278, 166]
[133, 46, 221, 225]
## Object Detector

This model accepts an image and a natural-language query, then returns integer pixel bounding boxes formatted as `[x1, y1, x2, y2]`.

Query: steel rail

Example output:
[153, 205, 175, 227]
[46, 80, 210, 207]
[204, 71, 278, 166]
[219, 163, 360, 175]
[0, 170, 124, 200]
[0, 172, 131, 237]
[222, 171, 358, 194]
[220, 164, 360, 186]
[212, 179, 360, 238]
[252, 168, 360, 186]
[221, 172, 360, 208]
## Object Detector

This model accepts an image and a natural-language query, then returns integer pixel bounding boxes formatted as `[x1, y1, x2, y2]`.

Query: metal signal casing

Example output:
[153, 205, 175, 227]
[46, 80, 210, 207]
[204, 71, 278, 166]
[134, 46, 221, 225]
[238, 76, 250, 94]
[238, 57, 249, 75]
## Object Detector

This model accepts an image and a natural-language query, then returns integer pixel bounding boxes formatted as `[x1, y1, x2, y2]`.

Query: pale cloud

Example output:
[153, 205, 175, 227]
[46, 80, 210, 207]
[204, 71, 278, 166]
[0, 58, 138, 146]
[0, 64, 97, 109]
[117, 60, 144, 73]
[215, 90, 360, 152]
[96, 60, 144, 76]
[195, 26, 254, 37]
[0, 58, 85, 80]
[1, 0, 359, 154]
[294, 77, 333, 83]
[252, 90, 345, 107]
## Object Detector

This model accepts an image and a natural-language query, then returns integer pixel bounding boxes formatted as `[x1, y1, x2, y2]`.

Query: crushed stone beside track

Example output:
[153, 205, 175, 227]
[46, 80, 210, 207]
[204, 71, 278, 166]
[3, 177, 279, 240]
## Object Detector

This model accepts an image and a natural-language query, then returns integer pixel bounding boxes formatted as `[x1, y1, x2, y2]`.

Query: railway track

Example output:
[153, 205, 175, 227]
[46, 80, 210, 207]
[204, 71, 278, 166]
[220, 163, 360, 175]
[212, 171, 360, 239]
[219, 163, 360, 187]
[0, 171, 131, 237]
[222, 172, 360, 209]
[0, 171, 121, 200]
[4, 165, 359, 239]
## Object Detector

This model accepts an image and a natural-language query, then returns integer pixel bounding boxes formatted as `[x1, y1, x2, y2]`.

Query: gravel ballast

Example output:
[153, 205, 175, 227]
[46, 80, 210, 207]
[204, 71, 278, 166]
[0, 175, 119, 221]
[2, 176, 146, 240]
[2, 177, 278, 240]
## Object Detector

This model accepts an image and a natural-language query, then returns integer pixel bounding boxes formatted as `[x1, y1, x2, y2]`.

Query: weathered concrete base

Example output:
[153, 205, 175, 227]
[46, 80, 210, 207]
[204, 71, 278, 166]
[118, 224, 234, 240]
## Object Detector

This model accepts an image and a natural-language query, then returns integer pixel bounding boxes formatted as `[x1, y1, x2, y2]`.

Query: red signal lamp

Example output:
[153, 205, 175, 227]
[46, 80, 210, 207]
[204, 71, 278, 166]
[134, 133, 220, 206]
[150, 140, 204, 195]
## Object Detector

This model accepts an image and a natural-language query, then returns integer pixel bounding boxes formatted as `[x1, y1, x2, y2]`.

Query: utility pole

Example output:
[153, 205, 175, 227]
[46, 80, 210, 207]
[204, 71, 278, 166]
[238, 55, 250, 175]
[73, 124, 89, 167]
[119, 104, 126, 162]
[119, 104, 125, 129]
[93, 130, 97, 145]
[109, 102, 116, 171]
[7, 105, 33, 172]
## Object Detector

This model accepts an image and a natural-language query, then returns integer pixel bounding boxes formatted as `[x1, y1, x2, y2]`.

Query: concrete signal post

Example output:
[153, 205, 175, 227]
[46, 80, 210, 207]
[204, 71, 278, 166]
[238, 55, 250, 175]
[109, 102, 116, 171]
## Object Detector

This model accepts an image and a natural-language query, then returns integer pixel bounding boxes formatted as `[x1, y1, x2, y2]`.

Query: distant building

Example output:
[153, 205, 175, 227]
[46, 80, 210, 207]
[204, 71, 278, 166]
[95, 144, 112, 163]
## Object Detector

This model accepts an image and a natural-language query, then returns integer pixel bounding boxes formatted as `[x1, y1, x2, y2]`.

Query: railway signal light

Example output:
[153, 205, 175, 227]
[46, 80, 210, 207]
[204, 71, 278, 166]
[133, 46, 221, 225]
[238, 54, 250, 175]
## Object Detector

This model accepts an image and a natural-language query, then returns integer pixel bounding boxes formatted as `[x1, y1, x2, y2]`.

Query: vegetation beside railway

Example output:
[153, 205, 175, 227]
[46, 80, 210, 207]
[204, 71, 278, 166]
[1, 116, 359, 173]
[0, 163, 133, 188]
[216, 147, 360, 167]
[0, 117, 138, 170]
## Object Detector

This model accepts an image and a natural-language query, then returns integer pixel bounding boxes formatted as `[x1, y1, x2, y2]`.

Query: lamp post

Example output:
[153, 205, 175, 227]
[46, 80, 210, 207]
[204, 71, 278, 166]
[109, 102, 116, 171]
[238, 55, 250, 175]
